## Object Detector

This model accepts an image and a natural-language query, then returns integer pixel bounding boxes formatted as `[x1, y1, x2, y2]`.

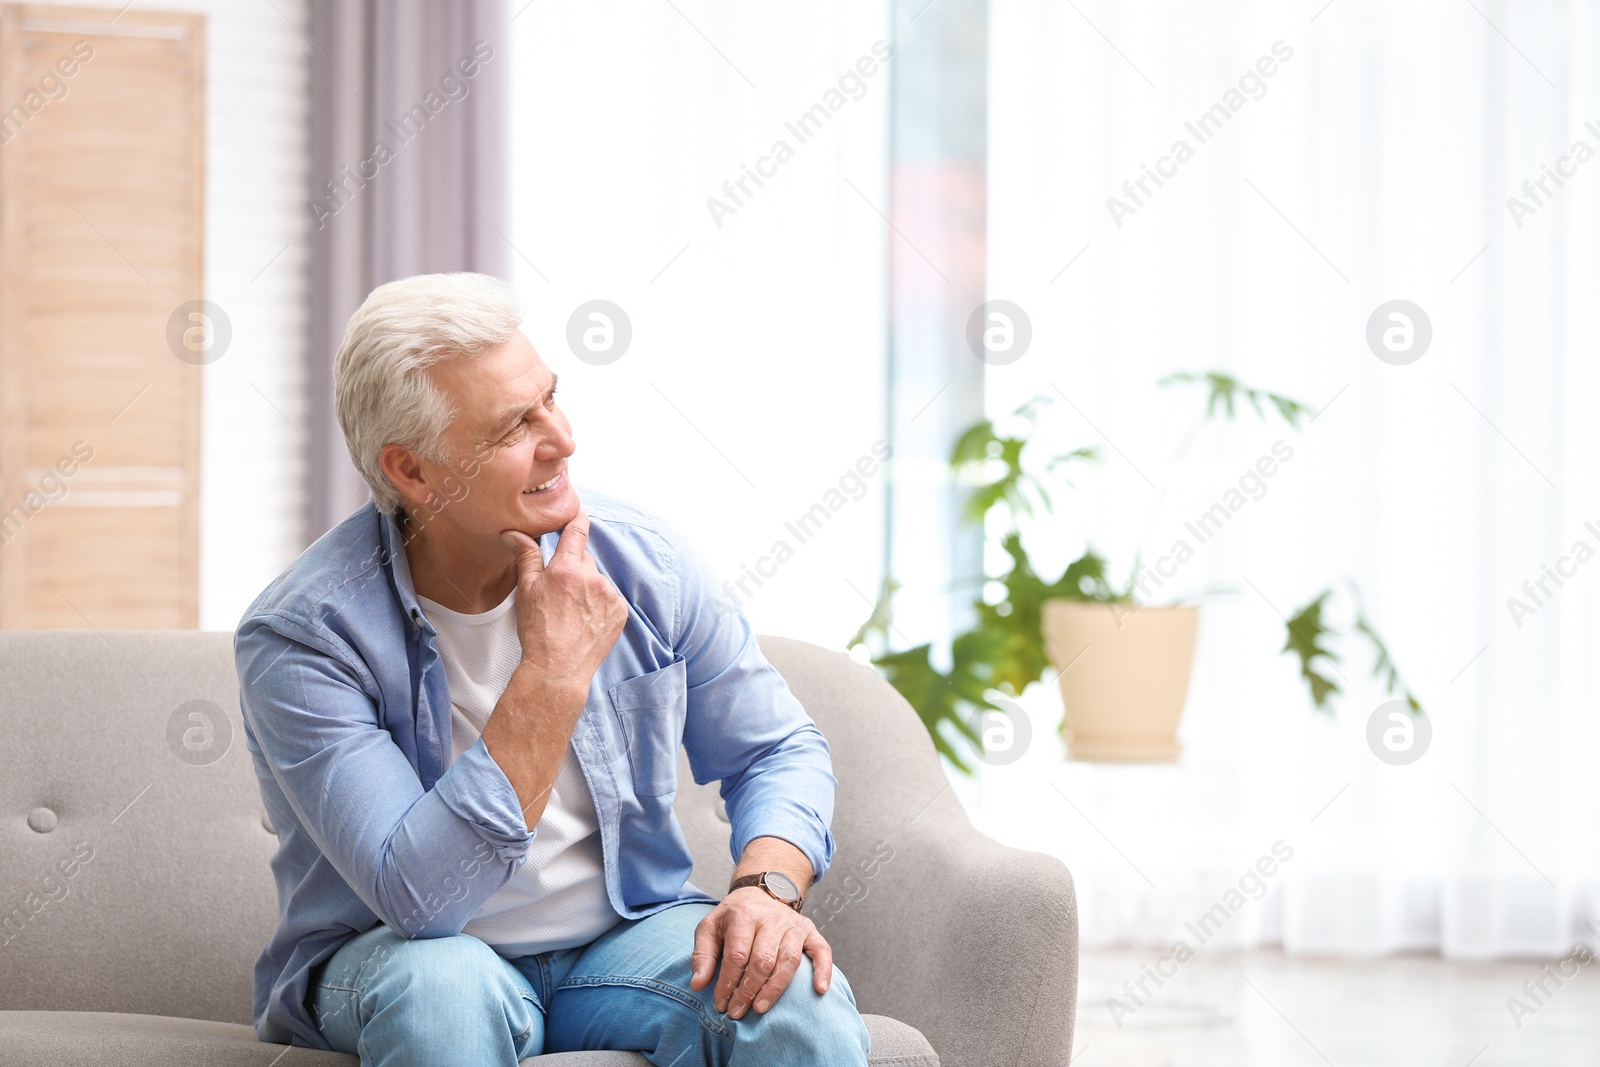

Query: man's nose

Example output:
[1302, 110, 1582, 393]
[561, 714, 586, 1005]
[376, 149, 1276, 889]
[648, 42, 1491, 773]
[534, 423, 575, 460]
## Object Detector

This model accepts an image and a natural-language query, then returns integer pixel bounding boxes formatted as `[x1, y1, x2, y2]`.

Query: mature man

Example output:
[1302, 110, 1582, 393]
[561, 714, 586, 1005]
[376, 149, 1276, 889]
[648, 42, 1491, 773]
[235, 272, 870, 1066]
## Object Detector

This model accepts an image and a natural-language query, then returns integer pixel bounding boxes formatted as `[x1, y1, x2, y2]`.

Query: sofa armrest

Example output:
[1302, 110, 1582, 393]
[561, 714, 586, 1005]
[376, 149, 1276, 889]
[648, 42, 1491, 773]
[811, 791, 1078, 1067]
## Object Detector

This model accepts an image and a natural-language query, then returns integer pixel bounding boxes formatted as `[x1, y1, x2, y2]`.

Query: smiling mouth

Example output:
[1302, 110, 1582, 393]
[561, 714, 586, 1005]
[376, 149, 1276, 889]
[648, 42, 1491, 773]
[524, 471, 564, 494]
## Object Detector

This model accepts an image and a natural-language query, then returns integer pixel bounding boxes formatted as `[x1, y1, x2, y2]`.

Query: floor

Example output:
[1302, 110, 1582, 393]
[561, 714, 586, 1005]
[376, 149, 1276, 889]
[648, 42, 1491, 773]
[1072, 947, 1600, 1066]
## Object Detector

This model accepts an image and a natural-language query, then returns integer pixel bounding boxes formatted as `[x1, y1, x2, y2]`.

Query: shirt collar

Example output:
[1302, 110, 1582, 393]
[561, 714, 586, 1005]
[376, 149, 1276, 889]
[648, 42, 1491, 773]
[377, 504, 433, 635]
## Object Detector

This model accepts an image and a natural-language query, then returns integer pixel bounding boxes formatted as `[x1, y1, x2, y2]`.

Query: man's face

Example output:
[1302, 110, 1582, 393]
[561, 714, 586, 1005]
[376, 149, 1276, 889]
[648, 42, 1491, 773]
[419, 330, 578, 542]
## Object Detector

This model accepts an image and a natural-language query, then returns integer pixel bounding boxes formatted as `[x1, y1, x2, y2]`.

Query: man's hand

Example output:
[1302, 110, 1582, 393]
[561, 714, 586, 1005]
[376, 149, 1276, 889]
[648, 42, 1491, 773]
[501, 505, 628, 681]
[483, 506, 628, 822]
[689, 888, 833, 1020]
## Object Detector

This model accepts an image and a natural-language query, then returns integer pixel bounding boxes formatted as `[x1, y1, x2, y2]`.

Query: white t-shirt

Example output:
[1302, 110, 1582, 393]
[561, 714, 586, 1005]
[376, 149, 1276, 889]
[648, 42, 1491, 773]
[415, 586, 620, 956]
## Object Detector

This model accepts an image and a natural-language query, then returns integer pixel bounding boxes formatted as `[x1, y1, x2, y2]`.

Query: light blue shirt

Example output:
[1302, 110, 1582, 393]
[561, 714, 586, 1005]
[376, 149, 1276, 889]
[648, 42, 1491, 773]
[235, 487, 838, 1049]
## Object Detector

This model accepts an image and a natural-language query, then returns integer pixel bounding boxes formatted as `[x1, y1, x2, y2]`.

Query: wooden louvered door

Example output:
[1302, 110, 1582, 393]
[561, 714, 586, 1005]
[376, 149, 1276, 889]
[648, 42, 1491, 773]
[0, 3, 205, 628]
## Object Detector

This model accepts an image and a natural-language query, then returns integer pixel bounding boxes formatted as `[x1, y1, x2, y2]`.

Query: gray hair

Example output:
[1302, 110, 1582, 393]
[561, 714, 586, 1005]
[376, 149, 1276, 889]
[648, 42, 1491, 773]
[334, 272, 523, 513]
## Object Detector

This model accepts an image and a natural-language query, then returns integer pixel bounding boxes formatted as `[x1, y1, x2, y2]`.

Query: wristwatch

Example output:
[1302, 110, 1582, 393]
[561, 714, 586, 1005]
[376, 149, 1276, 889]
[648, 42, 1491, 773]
[728, 870, 804, 912]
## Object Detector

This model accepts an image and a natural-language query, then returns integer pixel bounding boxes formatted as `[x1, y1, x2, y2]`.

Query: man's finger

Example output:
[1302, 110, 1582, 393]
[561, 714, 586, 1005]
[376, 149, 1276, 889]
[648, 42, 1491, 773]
[499, 529, 545, 577]
[690, 911, 723, 992]
[551, 506, 590, 564]
[728, 920, 786, 1020]
[748, 923, 808, 1015]
[713, 912, 757, 1015]
[805, 928, 833, 994]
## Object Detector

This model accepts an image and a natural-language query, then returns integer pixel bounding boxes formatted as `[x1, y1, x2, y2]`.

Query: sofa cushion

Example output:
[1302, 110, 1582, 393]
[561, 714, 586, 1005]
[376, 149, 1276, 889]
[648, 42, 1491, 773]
[0, 1010, 938, 1066]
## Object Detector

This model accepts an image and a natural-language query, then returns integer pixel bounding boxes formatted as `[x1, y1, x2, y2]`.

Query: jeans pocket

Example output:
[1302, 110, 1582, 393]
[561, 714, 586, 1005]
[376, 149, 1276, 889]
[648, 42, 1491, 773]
[608, 658, 687, 797]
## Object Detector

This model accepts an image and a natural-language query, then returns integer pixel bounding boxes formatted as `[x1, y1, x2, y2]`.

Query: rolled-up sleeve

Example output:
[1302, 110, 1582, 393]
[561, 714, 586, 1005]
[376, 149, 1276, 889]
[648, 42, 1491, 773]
[236, 614, 535, 937]
[661, 526, 838, 884]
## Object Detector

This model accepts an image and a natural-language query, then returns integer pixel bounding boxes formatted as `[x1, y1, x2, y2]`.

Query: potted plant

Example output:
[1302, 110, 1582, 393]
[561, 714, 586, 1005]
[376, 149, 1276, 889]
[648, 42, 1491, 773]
[849, 372, 1421, 770]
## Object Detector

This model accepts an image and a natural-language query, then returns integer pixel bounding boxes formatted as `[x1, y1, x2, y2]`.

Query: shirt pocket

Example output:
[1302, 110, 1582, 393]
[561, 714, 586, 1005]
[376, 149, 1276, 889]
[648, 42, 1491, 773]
[608, 657, 687, 797]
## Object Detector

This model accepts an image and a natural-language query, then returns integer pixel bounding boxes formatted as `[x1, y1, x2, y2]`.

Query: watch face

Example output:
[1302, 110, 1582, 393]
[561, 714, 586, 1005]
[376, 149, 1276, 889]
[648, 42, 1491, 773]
[763, 871, 800, 902]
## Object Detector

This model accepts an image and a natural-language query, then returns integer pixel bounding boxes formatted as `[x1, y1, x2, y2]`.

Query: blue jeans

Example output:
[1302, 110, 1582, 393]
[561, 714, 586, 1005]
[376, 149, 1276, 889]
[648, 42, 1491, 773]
[308, 901, 871, 1066]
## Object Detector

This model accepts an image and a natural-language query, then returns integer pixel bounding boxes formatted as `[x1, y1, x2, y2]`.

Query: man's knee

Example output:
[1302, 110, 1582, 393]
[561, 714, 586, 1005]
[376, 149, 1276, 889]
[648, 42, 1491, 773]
[741, 958, 870, 1062]
[357, 929, 535, 1034]
[310, 927, 542, 1064]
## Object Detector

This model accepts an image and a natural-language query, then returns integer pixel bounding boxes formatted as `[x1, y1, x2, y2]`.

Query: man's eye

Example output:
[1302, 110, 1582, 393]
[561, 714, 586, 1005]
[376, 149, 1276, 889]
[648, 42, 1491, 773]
[545, 389, 559, 408]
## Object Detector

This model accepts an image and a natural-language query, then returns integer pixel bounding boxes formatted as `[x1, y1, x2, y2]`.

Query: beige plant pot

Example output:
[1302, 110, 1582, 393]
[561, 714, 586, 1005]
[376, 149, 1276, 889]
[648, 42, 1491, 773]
[1041, 599, 1200, 763]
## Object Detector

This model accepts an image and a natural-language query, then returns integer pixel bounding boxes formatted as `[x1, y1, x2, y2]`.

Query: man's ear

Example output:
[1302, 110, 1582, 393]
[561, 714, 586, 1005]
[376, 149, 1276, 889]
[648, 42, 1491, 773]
[379, 442, 431, 509]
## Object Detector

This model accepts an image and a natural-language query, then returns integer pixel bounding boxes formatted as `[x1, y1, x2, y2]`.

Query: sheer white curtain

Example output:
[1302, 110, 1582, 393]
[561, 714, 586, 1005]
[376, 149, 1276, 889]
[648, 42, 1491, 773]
[969, 0, 1600, 962]
[509, 2, 891, 647]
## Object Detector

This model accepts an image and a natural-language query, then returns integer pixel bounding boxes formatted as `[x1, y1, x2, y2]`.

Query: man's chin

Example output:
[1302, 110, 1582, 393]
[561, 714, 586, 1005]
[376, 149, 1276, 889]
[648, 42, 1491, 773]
[515, 483, 579, 529]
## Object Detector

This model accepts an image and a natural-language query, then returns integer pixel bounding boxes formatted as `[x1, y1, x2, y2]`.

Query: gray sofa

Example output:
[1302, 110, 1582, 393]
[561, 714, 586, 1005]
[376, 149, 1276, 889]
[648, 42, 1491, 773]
[0, 630, 1077, 1066]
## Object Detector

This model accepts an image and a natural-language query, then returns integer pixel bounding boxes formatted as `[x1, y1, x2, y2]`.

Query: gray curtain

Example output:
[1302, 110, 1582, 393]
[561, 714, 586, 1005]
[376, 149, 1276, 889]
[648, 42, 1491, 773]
[307, 0, 513, 538]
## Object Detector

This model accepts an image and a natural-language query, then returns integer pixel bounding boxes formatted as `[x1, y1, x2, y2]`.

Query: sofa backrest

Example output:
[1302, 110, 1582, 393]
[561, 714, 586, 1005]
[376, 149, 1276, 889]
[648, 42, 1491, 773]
[0, 630, 950, 1027]
[0, 630, 273, 1024]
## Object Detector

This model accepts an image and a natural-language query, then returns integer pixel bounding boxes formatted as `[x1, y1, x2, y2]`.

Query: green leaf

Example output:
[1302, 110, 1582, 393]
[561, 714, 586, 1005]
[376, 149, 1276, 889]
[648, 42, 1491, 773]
[1159, 371, 1313, 429]
[950, 419, 1000, 466]
[871, 643, 983, 775]
[1043, 445, 1100, 479]
[845, 575, 899, 651]
[1054, 547, 1118, 602]
[964, 481, 1011, 524]
[951, 420, 1029, 525]
[847, 580, 991, 775]
[1349, 588, 1423, 714]
[949, 399, 1099, 530]
[1282, 590, 1342, 712]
